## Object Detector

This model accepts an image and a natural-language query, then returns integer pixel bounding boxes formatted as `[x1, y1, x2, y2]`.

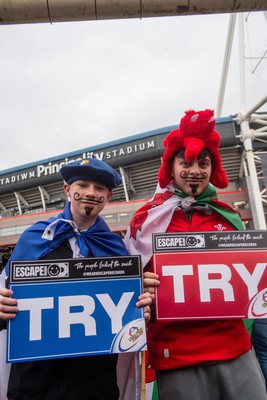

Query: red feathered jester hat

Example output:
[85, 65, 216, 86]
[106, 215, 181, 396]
[158, 109, 229, 189]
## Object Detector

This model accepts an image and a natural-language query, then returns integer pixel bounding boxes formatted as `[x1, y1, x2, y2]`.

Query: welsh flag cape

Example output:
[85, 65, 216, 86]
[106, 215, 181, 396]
[124, 183, 243, 266]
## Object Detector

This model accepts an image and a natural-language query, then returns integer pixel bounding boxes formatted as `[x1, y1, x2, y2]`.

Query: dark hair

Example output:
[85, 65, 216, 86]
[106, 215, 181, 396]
[174, 148, 212, 162]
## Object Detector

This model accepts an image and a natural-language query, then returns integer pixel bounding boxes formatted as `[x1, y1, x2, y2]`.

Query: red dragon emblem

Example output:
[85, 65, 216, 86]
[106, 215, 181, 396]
[129, 191, 173, 239]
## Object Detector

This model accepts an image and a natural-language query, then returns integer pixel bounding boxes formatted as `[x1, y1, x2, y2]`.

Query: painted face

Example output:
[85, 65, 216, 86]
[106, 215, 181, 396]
[64, 180, 112, 229]
[171, 154, 212, 196]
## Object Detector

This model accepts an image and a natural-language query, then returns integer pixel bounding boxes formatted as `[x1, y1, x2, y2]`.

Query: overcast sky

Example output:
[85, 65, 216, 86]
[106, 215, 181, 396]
[0, 11, 266, 171]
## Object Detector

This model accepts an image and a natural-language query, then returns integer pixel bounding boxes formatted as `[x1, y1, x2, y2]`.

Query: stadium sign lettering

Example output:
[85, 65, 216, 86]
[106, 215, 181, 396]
[0, 140, 155, 186]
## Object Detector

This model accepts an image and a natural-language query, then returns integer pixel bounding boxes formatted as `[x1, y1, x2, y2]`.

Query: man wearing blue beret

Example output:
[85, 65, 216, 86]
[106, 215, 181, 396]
[0, 158, 151, 400]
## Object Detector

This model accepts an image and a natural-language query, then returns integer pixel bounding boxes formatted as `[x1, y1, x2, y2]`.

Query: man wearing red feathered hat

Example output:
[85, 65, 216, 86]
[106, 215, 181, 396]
[124, 109, 267, 400]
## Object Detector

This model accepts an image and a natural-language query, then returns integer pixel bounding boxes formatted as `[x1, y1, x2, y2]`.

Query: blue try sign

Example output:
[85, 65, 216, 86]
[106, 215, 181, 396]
[7, 256, 146, 363]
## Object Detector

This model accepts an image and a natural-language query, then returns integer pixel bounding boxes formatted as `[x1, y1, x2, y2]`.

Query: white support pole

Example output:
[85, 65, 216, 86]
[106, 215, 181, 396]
[14, 192, 22, 215]
[241, 120, 266, 229]
[216, 13, 236, 117]
[119, 166, 129, 202]
[38, 186, 47, 212]
[235, 14, 267, 229]
[245, 96, 267, 120]
[238, 13, 246, 113]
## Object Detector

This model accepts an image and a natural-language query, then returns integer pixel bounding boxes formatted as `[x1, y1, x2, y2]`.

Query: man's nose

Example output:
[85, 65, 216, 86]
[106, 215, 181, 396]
[85, 186, 96, 197]
[189, 162, 200, 174]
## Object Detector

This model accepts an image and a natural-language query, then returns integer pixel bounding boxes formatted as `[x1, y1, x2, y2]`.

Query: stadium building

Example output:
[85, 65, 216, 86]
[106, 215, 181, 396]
[0, 113, 267, 268]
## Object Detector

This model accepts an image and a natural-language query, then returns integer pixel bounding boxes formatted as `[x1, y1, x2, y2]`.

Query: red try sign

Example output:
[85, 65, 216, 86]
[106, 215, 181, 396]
[154, 250, 267, 320]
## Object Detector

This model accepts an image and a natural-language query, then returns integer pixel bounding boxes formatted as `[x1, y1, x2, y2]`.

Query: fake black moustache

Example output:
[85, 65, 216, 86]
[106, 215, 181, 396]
[180, 171, 208, 181]
[73, 192, 105, 204]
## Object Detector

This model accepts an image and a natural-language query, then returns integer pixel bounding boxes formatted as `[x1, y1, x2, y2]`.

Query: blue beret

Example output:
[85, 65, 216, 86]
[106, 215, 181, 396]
[60, 158, 122, 190]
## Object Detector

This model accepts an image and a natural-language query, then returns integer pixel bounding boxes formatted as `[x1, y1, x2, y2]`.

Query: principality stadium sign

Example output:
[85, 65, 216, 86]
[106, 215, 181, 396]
[0, 137, 158, 194]
[0, 118, 237, 195]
